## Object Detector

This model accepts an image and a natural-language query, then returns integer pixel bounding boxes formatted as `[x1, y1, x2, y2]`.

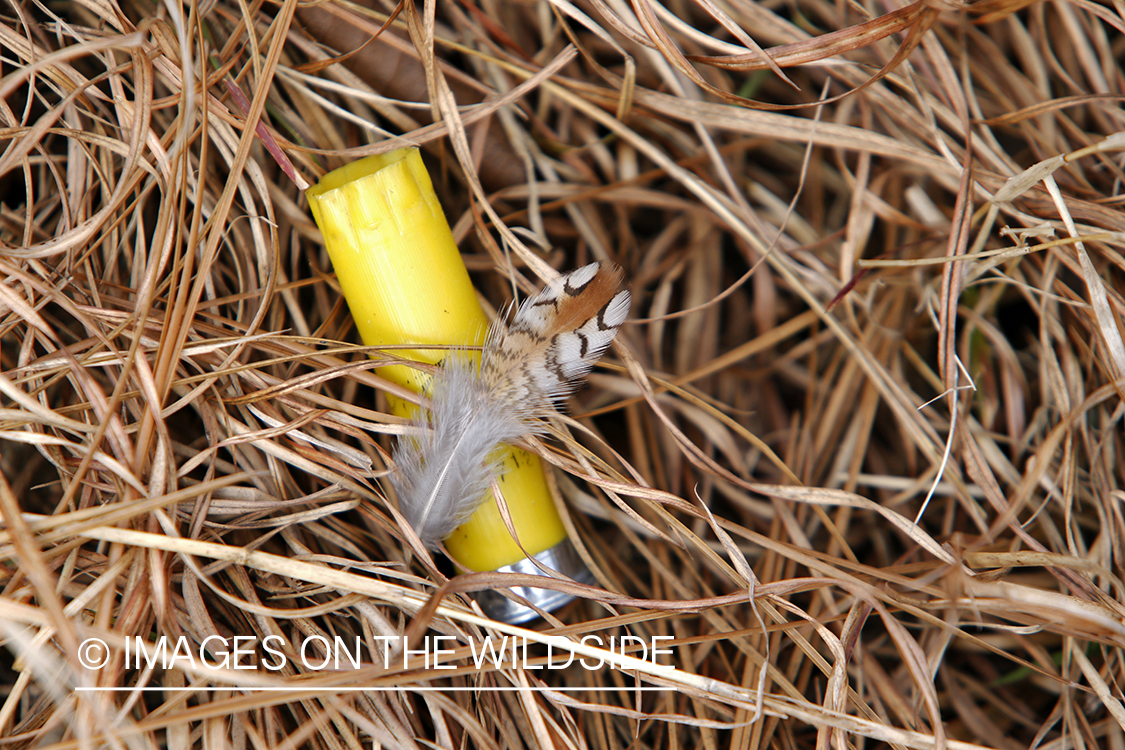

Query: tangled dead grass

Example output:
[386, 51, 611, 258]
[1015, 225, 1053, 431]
[2, 0, 1124, 748]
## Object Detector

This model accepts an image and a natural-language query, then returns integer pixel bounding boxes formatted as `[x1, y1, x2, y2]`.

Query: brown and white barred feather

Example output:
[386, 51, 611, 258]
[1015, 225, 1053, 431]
[392, 262, 630, 548]
[482, 262, 630, 411]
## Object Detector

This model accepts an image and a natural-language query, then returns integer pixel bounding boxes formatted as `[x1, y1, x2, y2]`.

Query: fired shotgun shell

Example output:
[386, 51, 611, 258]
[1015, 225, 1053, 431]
[307, 148, 590, 622]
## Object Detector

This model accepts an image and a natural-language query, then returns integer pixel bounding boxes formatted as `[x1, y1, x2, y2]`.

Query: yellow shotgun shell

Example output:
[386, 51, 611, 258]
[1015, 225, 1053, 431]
[306, 148, 568, 572]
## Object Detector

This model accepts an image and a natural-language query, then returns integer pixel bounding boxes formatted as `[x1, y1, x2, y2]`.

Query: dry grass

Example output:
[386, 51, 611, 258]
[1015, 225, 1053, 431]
[2, 0, 1124, 748]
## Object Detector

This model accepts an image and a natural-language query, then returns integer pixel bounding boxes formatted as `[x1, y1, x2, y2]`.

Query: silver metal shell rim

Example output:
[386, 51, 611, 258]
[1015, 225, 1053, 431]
[473, 538, 594, 625]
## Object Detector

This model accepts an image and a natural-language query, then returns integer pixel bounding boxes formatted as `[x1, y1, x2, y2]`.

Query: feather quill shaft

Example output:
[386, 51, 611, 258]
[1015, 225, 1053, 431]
[392, 262, 630, 547]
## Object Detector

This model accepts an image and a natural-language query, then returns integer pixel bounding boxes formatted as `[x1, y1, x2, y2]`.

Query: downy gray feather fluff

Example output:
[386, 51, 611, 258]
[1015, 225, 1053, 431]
[390, 355, 534, 547]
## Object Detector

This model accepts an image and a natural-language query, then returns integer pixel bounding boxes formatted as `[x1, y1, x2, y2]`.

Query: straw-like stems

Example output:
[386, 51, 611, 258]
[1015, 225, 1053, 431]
[2, 0, 1123, 748]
